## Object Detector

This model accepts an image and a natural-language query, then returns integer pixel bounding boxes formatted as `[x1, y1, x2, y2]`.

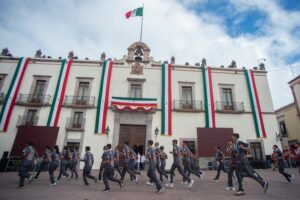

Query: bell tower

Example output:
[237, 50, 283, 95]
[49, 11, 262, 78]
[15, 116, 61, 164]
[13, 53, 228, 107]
[127, 42, 150, 62]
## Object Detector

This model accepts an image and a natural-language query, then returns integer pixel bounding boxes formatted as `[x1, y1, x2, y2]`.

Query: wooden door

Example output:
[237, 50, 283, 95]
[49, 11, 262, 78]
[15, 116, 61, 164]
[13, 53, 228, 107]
[119, 125, 146, 153]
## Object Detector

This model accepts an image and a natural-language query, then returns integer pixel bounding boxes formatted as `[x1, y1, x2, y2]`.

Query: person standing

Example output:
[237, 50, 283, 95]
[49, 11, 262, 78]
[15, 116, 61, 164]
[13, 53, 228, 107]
[233, 133, 268, 195]
[166, 139, 194, 188]
[146, 140, 164, 193]
[140, 153, 146, 170]
[34, 145, 51, 180]
[273, 145, 294, 183]
[213, 145, 228, 182]
[18, 141, 37, 188]
[70, 147, 79, 179]
[120, 141, 138, 183]
[102, 144, 123, 192]
[136, 153, 141, 171]
[48, 145, 60, 186]
[290, 143, 300, 174]
[80, 146, 97, 186]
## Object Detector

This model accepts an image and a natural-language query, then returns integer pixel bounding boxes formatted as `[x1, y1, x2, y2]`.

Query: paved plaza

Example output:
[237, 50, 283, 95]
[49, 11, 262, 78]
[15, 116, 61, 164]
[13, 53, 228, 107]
[0, 168, 299, 200]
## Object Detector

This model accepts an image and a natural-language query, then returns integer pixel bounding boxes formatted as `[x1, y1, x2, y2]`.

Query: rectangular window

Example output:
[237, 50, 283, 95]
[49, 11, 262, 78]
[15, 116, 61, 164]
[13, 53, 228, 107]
[76, 82, 90, 104]
[181, 86, 193, 109]
[31, 80, 47, 103]
[25, 109, 38, 126]
[72, 112, 84, 128]
[279, 121, 288, 136]
[130, 84, 142, 98]
[0, 76, 4, 92]
[221, 88, 234, 110]
[250, 142, 263, 160]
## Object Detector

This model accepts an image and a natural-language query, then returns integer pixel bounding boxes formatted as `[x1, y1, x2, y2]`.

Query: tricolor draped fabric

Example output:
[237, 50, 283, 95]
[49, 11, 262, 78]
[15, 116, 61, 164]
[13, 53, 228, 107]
[95, 60, 113, 134]
[111, 97, 157, 112]
[125, 7, 143, 19]
[244, 69, 266, 138]
[0, 57, 30, 132]
[202, 66, 216, 128]
[161, 63, 172, 135]
[47, 59, 72, 127]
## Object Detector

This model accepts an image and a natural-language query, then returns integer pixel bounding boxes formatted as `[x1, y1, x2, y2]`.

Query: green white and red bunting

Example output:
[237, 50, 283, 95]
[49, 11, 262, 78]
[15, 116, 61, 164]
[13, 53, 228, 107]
[0, 57, 30, 132]
[111, 97, 157, 112]
[47, 59, 72, 127]
[125, 7, 143, 19]
[95, 60, 113, 134]
[202, 66, 216, 128]
[161, 63, 172, 136]
[245, 69, 266, 138]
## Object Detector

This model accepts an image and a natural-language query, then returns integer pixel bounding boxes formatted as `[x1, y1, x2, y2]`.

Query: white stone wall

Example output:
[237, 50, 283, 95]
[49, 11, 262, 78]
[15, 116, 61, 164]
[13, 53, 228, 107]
[0, 58, 280, 169]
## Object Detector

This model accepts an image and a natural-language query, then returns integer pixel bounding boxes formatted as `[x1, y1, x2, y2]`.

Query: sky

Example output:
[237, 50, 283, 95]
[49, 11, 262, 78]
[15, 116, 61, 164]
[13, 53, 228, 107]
[0, 0, 300, 109]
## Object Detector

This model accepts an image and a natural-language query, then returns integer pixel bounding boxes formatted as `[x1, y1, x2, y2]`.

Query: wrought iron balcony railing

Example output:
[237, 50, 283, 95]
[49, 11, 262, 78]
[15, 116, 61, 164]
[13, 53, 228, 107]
[17, 115, 39, 126]
[66, 117, 86, 131]
[63, 96, 95, 108]
[15, 94, 51, 106]
[0, 92, 5, 104]
[173, 100, 203, 111]
[215, 101, 245, 113]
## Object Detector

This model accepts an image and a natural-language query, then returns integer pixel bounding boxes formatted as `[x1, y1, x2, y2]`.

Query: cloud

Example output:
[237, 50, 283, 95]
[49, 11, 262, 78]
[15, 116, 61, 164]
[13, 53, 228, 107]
[0, 0, 299, 109]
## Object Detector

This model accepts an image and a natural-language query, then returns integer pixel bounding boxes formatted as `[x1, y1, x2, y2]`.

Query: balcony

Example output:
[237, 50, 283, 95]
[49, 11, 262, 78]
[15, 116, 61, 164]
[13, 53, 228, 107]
[17, 115, 39, 126]
[63, 96, 95, 108]
[15, 94, 51, 106]
[215, 101, 245, 113]
[66, 117, 86, 131]
[173, 100, 203, 112]
[0, 93, 5, 105]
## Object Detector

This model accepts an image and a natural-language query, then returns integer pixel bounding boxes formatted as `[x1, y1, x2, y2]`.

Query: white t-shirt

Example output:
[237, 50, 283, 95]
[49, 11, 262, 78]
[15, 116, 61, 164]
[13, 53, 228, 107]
[140, 155, 146, 163]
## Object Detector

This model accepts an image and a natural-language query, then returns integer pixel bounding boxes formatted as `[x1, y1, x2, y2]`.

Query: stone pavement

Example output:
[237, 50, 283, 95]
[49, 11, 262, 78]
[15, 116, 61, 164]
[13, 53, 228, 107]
[0, 168, 299, 200]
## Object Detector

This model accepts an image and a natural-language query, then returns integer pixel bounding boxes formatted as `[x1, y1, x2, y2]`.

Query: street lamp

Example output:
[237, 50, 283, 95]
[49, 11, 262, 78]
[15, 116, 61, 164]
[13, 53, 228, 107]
[154, 127, 159, 140]
[105, 126, 110, 142]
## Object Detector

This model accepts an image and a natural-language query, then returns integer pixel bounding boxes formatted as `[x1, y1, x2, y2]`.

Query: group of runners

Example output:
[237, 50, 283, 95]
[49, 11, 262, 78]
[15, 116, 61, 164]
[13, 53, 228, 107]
[17, 133, 300, 196]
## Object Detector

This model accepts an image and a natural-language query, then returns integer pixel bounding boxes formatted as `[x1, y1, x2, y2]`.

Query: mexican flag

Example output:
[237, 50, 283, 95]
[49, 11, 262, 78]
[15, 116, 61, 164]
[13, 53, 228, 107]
[125, 7, 143, 19]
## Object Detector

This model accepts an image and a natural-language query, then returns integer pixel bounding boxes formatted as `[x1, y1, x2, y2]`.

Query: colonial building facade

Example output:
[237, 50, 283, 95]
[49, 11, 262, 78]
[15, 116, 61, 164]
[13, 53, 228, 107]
[0, 42, 280, 169]
[275, 75, 300, 149]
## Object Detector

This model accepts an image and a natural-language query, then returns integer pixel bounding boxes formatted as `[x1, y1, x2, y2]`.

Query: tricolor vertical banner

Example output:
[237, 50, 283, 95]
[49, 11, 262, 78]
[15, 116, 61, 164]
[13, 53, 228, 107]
[245, 69, 266, 138]
[0, 57, 30, 132]
[202, 66, 216, 128]
[161, 63, 172, 135]
[95, 60, 113, 134]
[47, 59, 72, 127]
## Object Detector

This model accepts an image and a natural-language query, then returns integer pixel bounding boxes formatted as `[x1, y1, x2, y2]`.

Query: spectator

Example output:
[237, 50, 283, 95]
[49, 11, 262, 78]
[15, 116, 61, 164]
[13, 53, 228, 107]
[140, 153, 146, 170]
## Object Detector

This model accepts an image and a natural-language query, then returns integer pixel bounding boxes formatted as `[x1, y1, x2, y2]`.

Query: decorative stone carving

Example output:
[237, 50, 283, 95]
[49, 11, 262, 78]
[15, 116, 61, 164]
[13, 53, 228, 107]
[171, 56, 175, 64]
[201, 58, 206, 67]
[1, 48, 9, 56]
[35, 49, 42, 58]
[68, 51, 74, 59]
[127, 42, 150, 62]
[131, 62, 144, 75]
[229, 60, 237, 68]
[101, 52, 106, 61]
[259, 62, 266, 70]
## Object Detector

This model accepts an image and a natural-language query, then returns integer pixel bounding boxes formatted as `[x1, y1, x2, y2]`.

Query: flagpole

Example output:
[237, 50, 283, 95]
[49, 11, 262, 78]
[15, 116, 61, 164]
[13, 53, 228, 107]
[139, 4, 144, 42]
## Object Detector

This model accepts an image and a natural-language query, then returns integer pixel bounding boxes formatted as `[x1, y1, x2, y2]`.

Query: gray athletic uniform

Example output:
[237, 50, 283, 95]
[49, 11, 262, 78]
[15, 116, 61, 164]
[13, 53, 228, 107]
[147, 146, 162, 191]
